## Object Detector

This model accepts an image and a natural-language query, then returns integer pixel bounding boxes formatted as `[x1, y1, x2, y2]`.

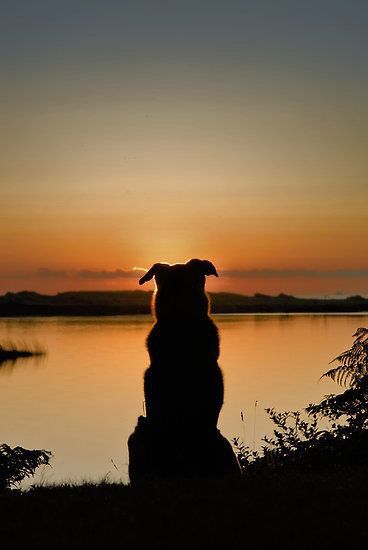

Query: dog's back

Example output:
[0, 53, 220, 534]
[144, 318, 223, 431]
[128, 259, 240, 480]
[141, 259, 223, 432]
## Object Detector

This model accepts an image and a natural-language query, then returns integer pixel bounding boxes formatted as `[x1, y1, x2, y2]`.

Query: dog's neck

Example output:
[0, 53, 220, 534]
[152, 288, 211, 322]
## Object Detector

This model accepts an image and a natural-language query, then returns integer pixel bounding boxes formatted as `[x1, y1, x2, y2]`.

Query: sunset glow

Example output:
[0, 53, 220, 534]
[1, 2, 367, 297]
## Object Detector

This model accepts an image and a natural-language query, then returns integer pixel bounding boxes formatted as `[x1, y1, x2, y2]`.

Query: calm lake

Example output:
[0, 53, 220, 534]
[1, 313, 367, 485]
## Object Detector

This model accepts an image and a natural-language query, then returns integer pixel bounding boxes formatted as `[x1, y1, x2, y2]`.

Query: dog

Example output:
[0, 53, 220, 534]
[128, 259, 240, 481]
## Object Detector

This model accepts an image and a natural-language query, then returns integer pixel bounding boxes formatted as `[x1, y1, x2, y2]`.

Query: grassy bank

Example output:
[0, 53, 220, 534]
[2, 467, 368, 548]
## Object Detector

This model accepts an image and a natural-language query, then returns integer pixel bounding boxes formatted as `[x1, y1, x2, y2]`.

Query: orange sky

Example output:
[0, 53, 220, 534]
[1, 2, 368, 297]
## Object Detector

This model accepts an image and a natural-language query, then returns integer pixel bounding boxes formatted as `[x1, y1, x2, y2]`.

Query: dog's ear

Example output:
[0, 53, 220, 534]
[187, 259, 219, 277]
[139, 263, 169, 285]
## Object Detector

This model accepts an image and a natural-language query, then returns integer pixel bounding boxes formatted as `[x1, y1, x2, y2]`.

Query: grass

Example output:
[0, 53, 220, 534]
[1, 466, 368, 548]
[0, 341, 45, 365]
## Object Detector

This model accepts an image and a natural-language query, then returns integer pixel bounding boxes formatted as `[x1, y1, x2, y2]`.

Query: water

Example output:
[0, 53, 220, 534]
[1, 313, 367, 485]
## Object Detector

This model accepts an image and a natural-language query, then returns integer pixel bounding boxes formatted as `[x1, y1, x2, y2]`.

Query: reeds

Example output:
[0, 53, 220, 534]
[0, 340, 46, 364]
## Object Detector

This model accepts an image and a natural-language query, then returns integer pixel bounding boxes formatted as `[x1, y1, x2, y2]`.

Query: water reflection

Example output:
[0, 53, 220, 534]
[0, 354, 46, 376]
[0, 313, 367, 485]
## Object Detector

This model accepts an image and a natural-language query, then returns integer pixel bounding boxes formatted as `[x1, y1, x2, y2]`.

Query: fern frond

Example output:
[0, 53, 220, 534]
[322, 327, 368, 387]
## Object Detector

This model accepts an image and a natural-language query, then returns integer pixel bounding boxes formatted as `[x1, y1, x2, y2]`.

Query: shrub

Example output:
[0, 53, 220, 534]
[234, 328, 368, 472]
[0, 444, 52, 490]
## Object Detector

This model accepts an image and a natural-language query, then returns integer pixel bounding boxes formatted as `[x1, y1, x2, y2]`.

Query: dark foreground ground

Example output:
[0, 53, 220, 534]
[1, 467, 368, 549]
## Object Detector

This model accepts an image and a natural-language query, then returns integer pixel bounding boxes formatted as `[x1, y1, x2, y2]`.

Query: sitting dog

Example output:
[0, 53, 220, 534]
[128, 259, 240, 481]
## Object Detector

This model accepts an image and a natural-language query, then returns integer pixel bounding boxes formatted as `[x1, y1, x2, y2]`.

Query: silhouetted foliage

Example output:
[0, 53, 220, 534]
[235, 328, 368, 471]
[321, 327, 368, 387]
[0, 444, 52, 490]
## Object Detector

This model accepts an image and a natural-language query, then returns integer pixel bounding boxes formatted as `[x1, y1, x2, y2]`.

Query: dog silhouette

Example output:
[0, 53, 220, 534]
[128, 259, 240, 481]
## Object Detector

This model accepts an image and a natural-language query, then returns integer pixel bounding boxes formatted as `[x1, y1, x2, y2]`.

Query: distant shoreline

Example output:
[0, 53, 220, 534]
[1, 290, 367, 317]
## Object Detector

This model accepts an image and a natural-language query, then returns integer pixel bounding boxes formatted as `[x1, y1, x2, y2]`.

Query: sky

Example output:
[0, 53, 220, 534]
[1, 0, 367, 296]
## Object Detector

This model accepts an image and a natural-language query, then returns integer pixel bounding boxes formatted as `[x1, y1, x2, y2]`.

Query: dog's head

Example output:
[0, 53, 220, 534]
[139, 259, 218, 320]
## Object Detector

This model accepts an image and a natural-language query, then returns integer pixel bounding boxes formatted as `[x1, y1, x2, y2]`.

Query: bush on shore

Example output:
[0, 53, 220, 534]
[0, 444, 52, 491]
[234, 327, 368, 472]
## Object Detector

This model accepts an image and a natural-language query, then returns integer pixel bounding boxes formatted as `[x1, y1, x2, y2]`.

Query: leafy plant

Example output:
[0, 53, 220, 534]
[0, 444, 52, 490]
[234, 328, 368, 472]
[308, 327, 368, 434]
[322, 327, 368, 387]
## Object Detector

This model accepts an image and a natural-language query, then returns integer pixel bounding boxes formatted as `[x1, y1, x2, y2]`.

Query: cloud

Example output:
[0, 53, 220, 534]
[77, 269, 142, 280]
[220, 268, 368, 279]
[36, 268, 69, 278]
[19, 266, 366, 281]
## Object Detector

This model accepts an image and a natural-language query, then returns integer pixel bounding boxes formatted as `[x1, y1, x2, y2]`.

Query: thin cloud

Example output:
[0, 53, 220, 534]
[77, 269, 141, 280]
[221, 269, 368, 279]
[36, 268, 69, 278]
[23, 267, 368, 281]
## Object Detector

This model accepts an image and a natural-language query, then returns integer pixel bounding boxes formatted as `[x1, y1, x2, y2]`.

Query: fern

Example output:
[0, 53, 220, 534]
[322, 328, 368, 387]
[235, 327, 368, 472]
